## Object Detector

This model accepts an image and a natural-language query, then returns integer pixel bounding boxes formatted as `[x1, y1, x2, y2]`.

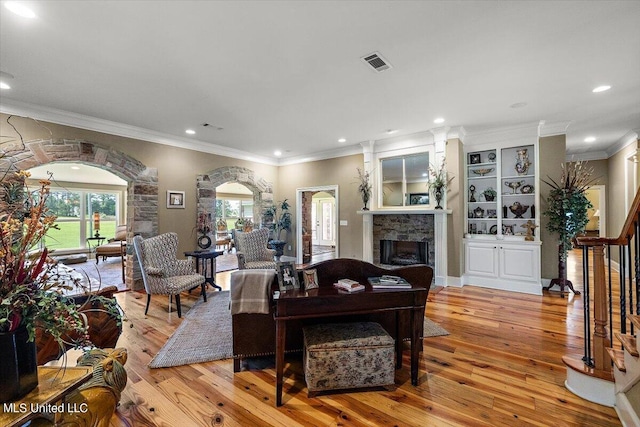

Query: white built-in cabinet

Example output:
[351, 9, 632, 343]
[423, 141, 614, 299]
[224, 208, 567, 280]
[462, 139, 542, 295]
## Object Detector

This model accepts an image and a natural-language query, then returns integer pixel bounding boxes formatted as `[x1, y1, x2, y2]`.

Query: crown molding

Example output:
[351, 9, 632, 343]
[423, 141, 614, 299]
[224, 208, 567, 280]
[0, 99, 279, 166]
[463, 122, 540, 146]
[277, 144, 363, 166]
[606, 129, 639, 158]
[448, 126, 466, 142]
[539, 120, 572, 137]
[564, 151, 610, 162]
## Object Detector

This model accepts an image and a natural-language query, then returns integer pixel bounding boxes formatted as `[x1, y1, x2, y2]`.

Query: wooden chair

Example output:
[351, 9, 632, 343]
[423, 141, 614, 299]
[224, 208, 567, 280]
[132, 233, 206, 318]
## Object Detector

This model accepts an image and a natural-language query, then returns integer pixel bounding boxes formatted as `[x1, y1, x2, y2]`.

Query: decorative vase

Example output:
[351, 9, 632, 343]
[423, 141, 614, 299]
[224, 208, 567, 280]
[514, 148, 531, 176]
[269, 240, 286, 259]
[362, 194, 370, 211]
[434, 187, 444, 209]
[0, 325, 39, 402]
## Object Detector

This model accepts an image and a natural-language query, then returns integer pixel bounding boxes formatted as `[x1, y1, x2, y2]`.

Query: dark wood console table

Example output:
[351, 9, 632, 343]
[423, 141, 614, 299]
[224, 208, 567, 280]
[273, 285, 428, 406]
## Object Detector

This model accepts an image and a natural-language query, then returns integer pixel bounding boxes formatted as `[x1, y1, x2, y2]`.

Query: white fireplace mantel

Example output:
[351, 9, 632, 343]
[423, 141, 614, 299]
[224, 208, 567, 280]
[358, 209, 451, 286]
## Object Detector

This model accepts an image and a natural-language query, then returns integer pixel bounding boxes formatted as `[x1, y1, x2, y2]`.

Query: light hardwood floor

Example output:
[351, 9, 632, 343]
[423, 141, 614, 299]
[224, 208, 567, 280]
[108, 251, 622, 426]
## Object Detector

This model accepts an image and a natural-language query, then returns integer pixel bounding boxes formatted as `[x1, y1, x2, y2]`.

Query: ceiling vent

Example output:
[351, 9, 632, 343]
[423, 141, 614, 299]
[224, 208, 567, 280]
[361, 52, 392, 73]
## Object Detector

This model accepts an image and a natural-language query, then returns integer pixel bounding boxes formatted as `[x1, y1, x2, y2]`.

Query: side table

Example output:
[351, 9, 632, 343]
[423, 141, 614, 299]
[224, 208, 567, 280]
[184, 249, 224, 291]
[86, 236, 105, 260]
[0, 366, 92, 427]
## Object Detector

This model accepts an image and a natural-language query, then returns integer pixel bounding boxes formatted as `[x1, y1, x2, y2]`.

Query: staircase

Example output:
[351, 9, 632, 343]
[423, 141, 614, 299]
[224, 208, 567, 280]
[565, 188, 640, 426]
[608, 315, 640, 426]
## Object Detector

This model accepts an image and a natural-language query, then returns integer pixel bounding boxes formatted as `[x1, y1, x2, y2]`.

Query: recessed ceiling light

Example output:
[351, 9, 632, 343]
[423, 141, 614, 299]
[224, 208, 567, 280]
[422, 172, 428, 177]
[338, 138, 346, 143]
[185, 129, 196, 135]
[592, 85, 611, 93]
[386, 129, 398, 135]
[584, 136, 596, 143]
[433, 118, 445, 124]
[5, 2, 36, 18]
[0, 82, 10, 90]
[70, 166, 80, 170]
[274, 150, 282, 157]
[510, 102, 528, 109]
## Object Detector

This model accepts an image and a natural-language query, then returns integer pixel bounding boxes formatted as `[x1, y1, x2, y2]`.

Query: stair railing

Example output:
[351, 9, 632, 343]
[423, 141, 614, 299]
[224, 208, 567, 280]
[575, 189, 640, 375]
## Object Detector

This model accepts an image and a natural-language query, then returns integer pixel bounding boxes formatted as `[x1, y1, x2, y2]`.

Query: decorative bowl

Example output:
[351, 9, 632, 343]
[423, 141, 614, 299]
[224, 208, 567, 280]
[472, 168, 494, 176]
[521, 184, 534, 194]
[509, 202, 530, 218]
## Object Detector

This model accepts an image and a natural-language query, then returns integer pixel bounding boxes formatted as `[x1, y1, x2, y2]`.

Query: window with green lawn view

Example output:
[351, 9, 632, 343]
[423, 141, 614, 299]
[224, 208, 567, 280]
[38, 189, 121, 251]
[215, 198, 253, 230]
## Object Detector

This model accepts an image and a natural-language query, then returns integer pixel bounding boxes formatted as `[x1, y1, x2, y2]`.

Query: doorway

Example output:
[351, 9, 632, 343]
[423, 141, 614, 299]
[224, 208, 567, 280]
[296, 185, 339, 264]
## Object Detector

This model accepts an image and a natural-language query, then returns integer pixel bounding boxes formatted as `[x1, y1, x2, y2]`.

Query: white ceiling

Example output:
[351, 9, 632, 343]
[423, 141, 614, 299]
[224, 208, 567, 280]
[1, 1, 639, 164]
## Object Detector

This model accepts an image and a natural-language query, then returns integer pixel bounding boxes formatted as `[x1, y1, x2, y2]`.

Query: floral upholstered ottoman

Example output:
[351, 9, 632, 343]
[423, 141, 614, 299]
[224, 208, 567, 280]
[303, 322, 395, 396]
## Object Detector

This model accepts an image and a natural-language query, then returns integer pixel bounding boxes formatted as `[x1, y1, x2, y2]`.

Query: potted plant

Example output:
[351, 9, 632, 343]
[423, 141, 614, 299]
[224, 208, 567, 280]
[426, 157, 454, 209]
[0, 169, 122, 402]
[356, 168, 372, 210]
[543, 161, 597, 297]
[264, 199, 292, 257]
[483, 187, 497, 202]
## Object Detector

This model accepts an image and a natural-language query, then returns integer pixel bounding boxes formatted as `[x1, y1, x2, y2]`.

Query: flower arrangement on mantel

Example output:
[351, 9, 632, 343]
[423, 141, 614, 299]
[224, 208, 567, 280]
[356, 167, 372, 210]
[0, 170, 121, 345]
[426, 157, 454, 209]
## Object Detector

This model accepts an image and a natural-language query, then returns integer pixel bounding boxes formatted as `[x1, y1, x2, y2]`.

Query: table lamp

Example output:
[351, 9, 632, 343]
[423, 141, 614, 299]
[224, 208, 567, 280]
[93, 211, 101, 238]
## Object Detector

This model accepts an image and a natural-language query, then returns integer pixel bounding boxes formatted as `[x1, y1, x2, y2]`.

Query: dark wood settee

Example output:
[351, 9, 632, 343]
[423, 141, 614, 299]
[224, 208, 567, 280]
[231, 258, 433, 372]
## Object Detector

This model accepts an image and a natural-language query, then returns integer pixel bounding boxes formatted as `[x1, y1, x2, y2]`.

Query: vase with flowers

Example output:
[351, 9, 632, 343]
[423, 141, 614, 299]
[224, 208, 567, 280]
[0, 169, 121, 402]
[356, 167, 372, 210]
[426, 157, 453, 209]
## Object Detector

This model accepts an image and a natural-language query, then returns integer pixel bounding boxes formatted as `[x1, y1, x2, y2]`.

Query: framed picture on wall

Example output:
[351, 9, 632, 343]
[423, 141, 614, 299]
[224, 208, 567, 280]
[167, 190, 185, 209]
[469, 153, 481, 164]
[276, 261, 300, 291]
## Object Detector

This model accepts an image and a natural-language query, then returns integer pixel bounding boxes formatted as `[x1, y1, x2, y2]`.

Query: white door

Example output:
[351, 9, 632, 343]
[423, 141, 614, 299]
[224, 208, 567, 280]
[312, 198, 335, 246]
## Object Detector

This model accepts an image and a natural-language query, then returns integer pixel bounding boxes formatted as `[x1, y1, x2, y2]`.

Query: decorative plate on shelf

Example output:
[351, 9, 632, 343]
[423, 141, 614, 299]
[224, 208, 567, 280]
[488, 152, 496, 162]
[490, 225, 497, 234]
[472, 168, 494, 176]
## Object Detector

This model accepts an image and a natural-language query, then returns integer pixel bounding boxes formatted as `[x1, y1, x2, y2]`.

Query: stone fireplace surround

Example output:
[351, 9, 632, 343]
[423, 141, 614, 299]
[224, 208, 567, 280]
[374, 215, 434, 267]
[359, 209, 450, 285]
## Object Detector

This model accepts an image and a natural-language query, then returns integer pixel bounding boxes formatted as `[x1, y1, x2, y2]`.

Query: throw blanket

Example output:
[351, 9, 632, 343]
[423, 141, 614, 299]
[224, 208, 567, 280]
[230, 269, 276, 315]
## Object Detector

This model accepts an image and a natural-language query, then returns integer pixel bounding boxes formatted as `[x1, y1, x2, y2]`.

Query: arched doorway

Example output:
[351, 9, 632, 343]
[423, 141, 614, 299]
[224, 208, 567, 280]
[196, 166, 273, 249]
[1, 137, 157, 290]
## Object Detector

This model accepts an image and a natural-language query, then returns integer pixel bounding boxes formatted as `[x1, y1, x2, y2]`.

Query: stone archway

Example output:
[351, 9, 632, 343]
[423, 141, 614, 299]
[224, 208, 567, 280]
[0, 138, 158, 289]
[196, 166, 273, 246]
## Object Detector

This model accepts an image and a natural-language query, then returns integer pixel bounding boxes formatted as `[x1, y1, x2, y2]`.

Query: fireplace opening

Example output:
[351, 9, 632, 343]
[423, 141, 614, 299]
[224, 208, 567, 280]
[380, 240, 428, 266]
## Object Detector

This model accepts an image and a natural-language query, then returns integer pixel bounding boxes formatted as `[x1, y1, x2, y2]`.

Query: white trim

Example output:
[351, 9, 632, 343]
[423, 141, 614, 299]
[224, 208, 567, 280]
[295, 185, 339, 264]
[607, 129, 639, 159]
[565, 370, 615, 407]
[539, 120, 572, 137]
[564, 151, 610, 162]
[1, 99, 279, 165]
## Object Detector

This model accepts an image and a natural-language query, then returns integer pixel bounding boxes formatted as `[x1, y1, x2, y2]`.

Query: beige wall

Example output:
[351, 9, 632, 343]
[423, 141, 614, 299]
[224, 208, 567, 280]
[0, 114, 278, 256]
[539, 135, 566, 280]
[277, 154, 364, 259]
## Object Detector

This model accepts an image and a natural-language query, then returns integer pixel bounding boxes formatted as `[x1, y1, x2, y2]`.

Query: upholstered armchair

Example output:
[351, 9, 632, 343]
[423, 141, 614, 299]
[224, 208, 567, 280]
[132, 232, 206, 318]
[235, 228, 277, 270]
[95, 224, 127, 264]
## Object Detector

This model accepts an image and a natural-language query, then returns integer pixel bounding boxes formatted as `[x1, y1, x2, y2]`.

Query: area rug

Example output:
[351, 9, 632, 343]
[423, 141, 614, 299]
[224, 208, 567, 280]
[149, 291, 449, 368]
[216, 253, 238, 272]
[148, 291, 233, 368]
